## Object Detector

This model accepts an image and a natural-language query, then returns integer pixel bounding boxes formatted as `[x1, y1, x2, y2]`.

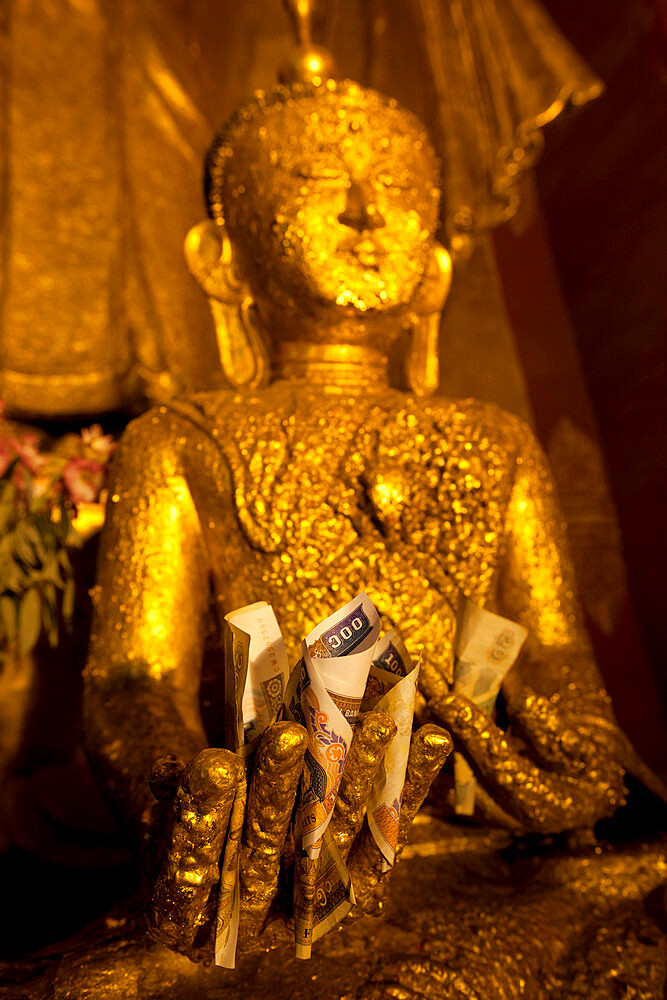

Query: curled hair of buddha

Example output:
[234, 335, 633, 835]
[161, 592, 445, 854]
[203, 78, 435, 227]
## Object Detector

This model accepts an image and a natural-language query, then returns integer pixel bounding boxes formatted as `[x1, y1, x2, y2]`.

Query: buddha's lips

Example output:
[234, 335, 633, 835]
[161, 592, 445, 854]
[338, 236, 387, 267]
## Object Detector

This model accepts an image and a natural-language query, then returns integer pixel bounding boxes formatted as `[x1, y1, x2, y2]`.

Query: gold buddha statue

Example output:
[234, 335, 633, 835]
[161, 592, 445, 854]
[77, 66, 665, 1000]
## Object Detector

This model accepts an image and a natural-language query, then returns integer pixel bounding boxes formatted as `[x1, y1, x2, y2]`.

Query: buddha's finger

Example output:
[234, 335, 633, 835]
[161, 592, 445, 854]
[147, 755, 189, 880]
[506, 690, 588, 775]
[150, 754, 187, 801]
[396, 724, 453, 855]
[150, 747, 242, 962]
[508, 687, 624, 779]
[434, 693, 624, 832]
[331, 711, 396, 861]
[348, 724, 452, 917]
[239, 721, 307, 941]
[346, 820, 386, 915]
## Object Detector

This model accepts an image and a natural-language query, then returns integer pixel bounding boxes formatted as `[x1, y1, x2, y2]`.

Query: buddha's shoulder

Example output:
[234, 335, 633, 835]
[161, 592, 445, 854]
[406, 394, 532, 447]
[121, 388, 535, 460]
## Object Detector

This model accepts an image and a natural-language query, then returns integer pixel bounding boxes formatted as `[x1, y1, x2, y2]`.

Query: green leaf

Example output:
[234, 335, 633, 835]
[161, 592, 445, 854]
[0, 595, 17, 643]
[57, 548, 73, 571]
[18, 588, 42, 657]
[54, 502, 72, 544]
[41, 553, 64, 589]
[13, 525, 39, 569]
[62, 578, 76, 626]
[33, 515, 53, 549]
[41, 584, 59, 647]
[42, 581, 56, 621]
[0, 494, 14, 533]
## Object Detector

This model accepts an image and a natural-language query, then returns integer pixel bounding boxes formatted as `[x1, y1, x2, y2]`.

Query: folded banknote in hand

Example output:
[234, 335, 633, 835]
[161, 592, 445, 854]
[452, 595, 528, 816]
[216, 592, 431, 963]
[284, 592, 381, 957]
[216, 602, 289, 968]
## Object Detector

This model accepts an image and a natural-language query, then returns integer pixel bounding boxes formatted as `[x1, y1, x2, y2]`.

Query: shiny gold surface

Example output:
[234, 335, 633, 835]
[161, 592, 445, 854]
[77, 73, 661, 996]
[3, 821, 664, 999]
[331, 711, 396, 862]
[0, 0, 223, 418]
[348, 725, 453, 916]
[0, 0, 605, 419]
[405, 0, 603, 250]
[150, 748, 242, 962]
[205, 80, 440, 322]
[239, 722, 306, 944]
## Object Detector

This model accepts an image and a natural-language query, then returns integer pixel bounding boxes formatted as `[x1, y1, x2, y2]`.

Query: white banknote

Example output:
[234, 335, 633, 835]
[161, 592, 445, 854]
[453, 596, 528, 815]
[361, 630, 419, 870]
[215, 601, 289, 968]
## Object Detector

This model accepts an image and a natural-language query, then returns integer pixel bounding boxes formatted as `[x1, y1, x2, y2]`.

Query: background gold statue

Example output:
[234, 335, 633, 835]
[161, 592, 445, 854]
[0, 1, 664, 996]
[78, 70, 646, 997]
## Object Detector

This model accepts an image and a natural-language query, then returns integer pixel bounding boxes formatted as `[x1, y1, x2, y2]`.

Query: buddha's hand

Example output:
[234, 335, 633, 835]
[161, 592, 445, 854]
[431, 686, 626, 833]
[147, 715, 452, 962]
[147, 722, 306, 963]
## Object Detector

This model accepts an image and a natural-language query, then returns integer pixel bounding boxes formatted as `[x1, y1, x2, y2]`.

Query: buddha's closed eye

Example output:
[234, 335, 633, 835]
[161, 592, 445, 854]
[292, 164, 348, 182]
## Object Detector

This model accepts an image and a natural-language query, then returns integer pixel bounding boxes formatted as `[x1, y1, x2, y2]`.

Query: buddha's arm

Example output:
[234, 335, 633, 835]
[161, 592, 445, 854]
[436, 425, 626, 832]
[83, 411, 211, 845]
[497, 422, 608, 706]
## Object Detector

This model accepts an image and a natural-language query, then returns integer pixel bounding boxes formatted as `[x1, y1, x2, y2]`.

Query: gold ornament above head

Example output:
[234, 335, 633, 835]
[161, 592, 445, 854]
[185, 76, 452, 396]
[278, 0, 339, 84]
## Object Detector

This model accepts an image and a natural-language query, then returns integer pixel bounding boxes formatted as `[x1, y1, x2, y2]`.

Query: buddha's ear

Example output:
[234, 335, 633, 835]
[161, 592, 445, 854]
[405, 243, 452, 398]
[184, 219, 269, 390]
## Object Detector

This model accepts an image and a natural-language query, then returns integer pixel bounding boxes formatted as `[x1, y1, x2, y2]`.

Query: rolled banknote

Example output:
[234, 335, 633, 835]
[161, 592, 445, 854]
[227, 601, 290, 757]
[285, 592, 381, 958]
[216, 602, 289, 969]
[300, 592, 380, 855]
[361, 630, 419, 870]
[453, 595, 528, 816]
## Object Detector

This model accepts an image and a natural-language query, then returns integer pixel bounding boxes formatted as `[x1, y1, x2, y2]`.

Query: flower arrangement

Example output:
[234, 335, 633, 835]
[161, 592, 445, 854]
[0, 406, 115, 661]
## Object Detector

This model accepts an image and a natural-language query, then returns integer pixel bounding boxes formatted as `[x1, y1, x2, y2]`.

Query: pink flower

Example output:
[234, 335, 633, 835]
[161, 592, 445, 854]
[80, 424, 116, 462]
[11, 433, 47, 475]
[63, 457, 105, 504]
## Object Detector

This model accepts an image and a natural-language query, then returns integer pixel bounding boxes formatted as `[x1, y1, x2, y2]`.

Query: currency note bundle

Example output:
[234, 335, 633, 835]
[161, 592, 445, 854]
[214, 592, 426, 963]
[215, 602, 289, 968]
[285, 592, 381, 958]
[452, 595, 528, 815]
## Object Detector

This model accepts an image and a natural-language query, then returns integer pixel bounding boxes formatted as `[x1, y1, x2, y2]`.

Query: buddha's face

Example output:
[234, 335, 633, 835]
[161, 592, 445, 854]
[222, 84, 440, 328]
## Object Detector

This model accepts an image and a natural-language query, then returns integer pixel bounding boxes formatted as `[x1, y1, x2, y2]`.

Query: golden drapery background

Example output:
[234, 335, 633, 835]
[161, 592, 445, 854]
[0, 0, 600, 418]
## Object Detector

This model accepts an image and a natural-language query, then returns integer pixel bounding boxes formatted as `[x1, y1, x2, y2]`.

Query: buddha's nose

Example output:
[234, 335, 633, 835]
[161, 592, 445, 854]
[338, 180, 385, 231]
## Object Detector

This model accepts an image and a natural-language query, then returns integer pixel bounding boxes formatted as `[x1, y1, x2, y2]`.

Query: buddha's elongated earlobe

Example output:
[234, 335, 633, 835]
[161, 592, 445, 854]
[184, 219, 270, 390]
[405, 244, 452, 398]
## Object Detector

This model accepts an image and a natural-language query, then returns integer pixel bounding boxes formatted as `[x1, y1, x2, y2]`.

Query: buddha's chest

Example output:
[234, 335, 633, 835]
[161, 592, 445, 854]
[200, 393, 515, 666]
